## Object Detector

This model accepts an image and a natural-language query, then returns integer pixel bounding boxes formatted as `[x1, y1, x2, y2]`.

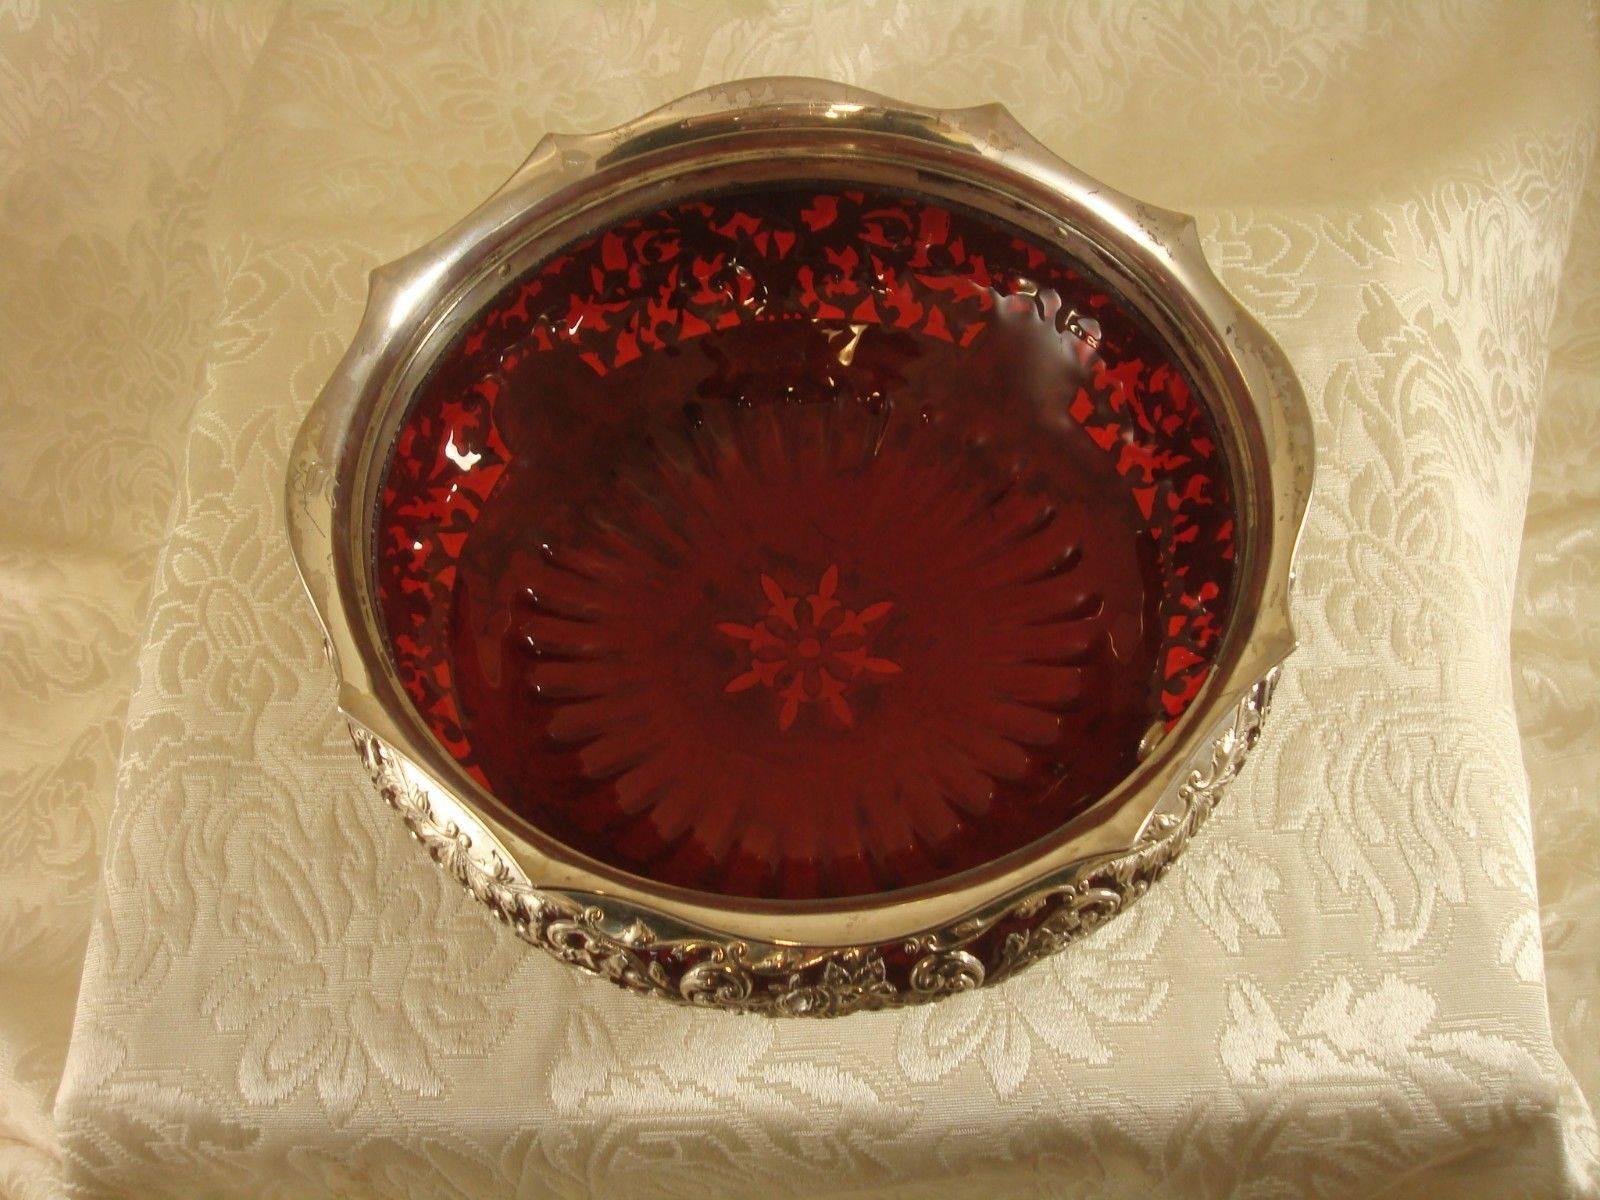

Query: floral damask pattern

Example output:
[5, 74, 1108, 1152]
[0, 5, 278, 1198]
[201, 762, 522, 1123]
[1516, 152, 1600, 1165]
[896, 895, 1172, 1098]
[0, 3, 1593, 1199]
[542, 1002, 908, 1197]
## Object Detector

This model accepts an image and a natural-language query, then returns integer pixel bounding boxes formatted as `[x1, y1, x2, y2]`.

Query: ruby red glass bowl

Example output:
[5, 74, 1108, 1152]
[374, 183, 1236, 903]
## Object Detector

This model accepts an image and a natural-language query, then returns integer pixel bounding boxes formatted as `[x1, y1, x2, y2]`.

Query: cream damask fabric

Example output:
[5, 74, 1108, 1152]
[1519, 151, 1600, 1164]
[2, 3, 1598, 1198]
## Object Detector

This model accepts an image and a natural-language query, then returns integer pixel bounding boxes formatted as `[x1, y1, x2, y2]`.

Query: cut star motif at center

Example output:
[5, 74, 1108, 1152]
[717, 564, 901, 731]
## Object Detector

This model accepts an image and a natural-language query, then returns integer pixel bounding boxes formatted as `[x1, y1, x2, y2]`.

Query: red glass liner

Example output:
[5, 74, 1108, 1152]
[376, 186, 1236, 901]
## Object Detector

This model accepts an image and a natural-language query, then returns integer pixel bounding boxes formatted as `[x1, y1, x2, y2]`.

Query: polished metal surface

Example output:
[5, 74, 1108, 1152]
[286, 79, 1314, 1014]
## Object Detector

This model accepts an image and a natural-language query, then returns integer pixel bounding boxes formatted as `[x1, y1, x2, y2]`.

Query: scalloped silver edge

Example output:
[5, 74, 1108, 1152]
[287, 78, 1312, 1014]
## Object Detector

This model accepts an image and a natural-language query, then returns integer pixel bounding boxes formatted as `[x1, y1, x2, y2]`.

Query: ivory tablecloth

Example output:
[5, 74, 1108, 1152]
[2, 3, 1598, 1197]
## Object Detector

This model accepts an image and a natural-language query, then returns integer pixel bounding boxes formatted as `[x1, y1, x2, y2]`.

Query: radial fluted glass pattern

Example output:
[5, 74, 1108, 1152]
[376, 186, 1236, 900]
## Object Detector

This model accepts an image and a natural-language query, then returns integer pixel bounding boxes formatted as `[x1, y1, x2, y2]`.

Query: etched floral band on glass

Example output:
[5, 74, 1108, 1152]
[288, 81, 1311, 1014]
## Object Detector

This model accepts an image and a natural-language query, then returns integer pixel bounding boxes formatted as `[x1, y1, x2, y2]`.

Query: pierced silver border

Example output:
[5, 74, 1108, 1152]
[286, 79, 1313, 1013]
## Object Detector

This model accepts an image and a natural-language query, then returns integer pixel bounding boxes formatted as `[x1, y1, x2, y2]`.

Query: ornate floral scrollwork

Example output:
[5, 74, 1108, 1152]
[768, 953, 897, 1017]
[348, 667, 1279, 1016]
[909, 948, 986, 996]
[680, 956, 756, 1009]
